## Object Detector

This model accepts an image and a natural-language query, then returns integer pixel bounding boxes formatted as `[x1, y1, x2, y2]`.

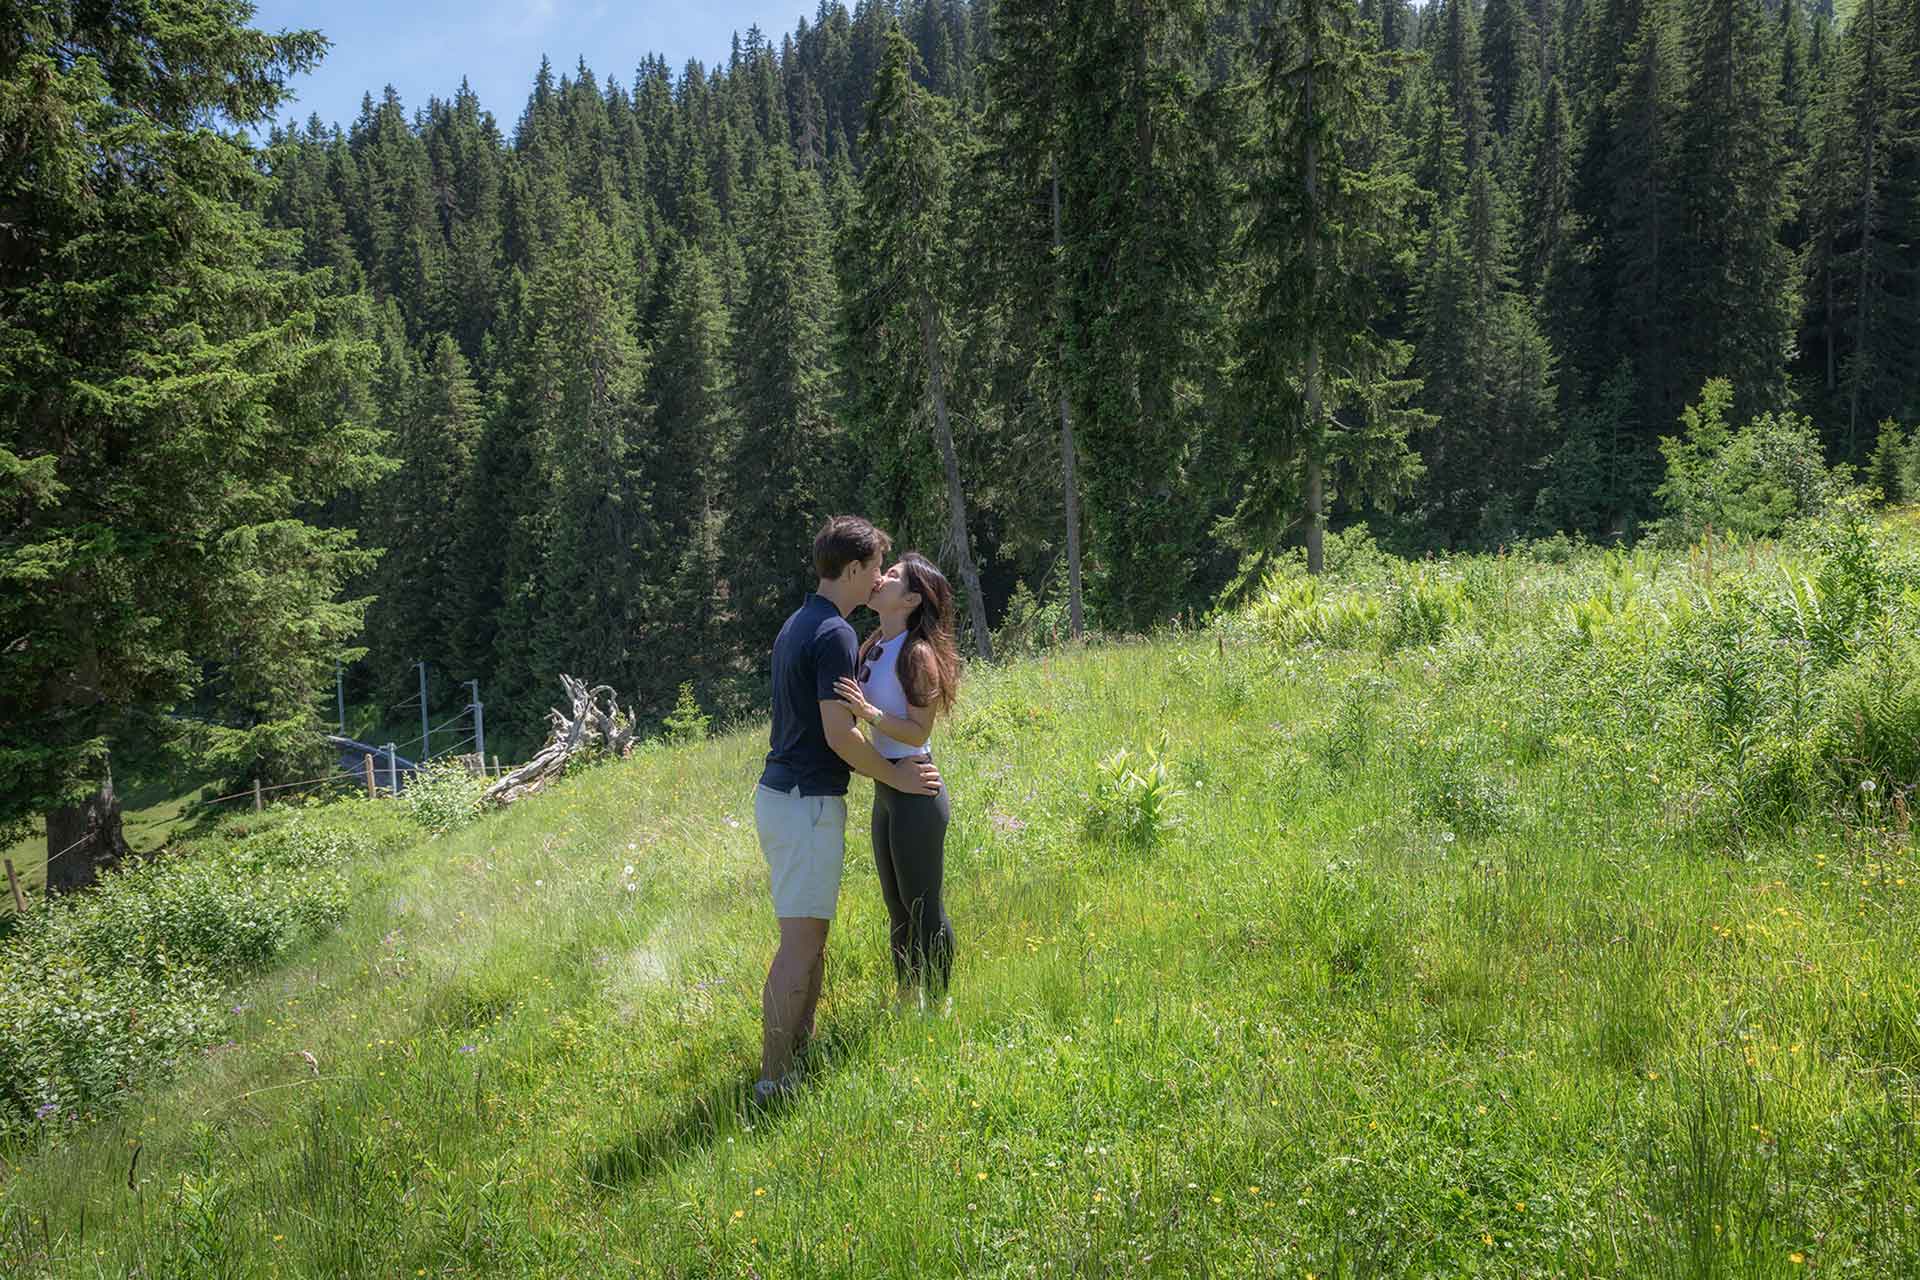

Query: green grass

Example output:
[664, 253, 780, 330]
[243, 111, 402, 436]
[4, 530, 1920, 1276]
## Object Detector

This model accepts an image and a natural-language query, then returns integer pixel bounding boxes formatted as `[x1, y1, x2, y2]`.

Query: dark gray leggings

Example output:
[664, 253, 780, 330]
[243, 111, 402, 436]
[872, 774, 954, 991]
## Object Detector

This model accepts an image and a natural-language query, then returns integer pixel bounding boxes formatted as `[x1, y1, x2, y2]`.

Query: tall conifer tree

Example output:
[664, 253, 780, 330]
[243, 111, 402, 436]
[1230, 0, 1426, 575]
[844, 27, 994, 658]
[1, 1, 384, 882]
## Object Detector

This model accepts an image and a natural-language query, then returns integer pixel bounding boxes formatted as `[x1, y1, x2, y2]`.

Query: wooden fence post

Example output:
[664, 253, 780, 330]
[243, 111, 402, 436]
[364, 753, 376, 798]
[253, 778, 263, 812]
[492, 755, 501, 779]
[4, 858, 25, 914]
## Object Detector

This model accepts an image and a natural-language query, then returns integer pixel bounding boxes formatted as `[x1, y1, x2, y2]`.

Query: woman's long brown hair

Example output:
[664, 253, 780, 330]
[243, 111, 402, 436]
[861, 551, 962, 716]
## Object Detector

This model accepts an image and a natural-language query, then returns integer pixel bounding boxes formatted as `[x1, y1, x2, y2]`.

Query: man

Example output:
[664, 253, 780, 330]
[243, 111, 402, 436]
[754, 516, 941, 1104]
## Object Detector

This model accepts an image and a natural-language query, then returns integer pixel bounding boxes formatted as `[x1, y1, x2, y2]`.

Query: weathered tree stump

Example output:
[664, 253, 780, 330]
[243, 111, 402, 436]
[482, 675, 637, 807]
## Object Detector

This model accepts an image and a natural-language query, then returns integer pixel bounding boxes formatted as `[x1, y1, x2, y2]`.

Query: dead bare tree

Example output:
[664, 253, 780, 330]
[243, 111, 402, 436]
[482, 675, 637, 807]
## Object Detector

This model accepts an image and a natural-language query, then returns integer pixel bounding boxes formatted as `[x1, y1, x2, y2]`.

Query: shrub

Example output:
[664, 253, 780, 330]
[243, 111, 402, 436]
[1247, 576, 1382, 649]
[662, 682, 711, 746]
[1655, 378, 1852, 544]
[1869, 419, 1907, 505]
[1823, 619, 1920, 804]
[0, 807, 408, 1138]
[993, 578, 1072, 657]
[402, 761, 488, 835]
[1385, 567, 1470, 650]
[1085, 736, 1182, 848]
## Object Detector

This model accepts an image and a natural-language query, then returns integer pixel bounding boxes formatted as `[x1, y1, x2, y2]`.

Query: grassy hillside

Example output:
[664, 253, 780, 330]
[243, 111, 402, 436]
[4, 519, 1919, 1277]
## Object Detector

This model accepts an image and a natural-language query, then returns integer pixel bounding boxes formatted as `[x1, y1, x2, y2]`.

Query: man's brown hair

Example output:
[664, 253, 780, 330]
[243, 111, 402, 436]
[814, 515, 892, 580]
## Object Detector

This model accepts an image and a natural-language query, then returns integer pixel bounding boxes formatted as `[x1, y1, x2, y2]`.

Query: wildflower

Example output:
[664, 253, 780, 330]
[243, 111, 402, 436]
[1790, 1252, 1806, 1265]
[1442, 831, 1456, 844]
[534, 879, 543, 887]
[732, 1209, 745, 1220]
[458, 1045, 475, 1054]
[755, 1187, 766, 1197]
[1483, 1234, 1493, 1246]
[1861, 779, 1877, 794]
[623, 865, 634, 876]
[977, 1172, 988, 1181]
[34, 1102, 56, 1121]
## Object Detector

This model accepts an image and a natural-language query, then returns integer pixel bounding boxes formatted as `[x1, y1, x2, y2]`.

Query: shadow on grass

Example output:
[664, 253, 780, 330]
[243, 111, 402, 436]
[583, 1000, 889, 1189]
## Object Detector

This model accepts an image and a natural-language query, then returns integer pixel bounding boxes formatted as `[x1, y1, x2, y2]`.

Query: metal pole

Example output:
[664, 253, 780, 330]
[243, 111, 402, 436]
[336, 660, 345, 733]
[418, 659, 430, 762]
[469, 679, 485, 765]
[385, 743, 398, 795]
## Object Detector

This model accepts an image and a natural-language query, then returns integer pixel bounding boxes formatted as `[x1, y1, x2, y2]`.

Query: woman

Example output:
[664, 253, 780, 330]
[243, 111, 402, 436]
[834, 551, 962, 998]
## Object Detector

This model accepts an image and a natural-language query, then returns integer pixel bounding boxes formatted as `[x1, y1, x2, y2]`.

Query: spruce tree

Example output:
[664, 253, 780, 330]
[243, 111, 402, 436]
[1231, 0, 1427, 575]
[0, 1, 384, 884]
[1481, 0, 1541, 140]
[1517, 74, 1573, 298]
[843, 26, 994, 659]
[982, 0, 1088, 636]
[1055, 0, 1227, 624]
[492, 202, 653, 724]
[1433, 0, 1495, 169]
[1413, 165, 1560, 545]
[646, 244, 735, 697]
[1673, 0, 1797, 419]
[729, 149, 843, 648]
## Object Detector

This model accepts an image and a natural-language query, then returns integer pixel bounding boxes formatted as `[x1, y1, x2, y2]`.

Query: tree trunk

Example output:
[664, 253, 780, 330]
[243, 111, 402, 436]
[1824, 220, 1837, 393]
[1849, 0, 1878, 452]
[920, 297, 994, 662]
[44, 760, 130, 895]
[1306, 357, 1326, 577]
[1052, 152, 1085, 640]
[1304, 43, 1326, 577]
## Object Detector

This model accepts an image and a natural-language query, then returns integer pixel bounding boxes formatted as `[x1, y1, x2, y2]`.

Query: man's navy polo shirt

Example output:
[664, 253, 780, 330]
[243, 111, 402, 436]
[759, 593, 859, 796]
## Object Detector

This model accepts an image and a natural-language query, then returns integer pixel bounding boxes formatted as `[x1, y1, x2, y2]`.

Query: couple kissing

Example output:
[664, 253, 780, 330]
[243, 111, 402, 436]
[752, 515, 962, 1105]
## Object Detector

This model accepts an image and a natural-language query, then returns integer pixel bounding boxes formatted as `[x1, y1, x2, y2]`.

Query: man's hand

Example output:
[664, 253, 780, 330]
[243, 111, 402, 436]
[891, 758, 941, 796]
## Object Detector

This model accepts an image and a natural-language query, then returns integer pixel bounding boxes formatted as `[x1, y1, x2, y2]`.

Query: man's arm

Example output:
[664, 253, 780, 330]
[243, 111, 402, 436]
[820, 701, 941, 795]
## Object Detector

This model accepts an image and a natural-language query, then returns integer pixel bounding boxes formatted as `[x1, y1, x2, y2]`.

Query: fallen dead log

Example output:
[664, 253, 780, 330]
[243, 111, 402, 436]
[482, 674, 638, 806]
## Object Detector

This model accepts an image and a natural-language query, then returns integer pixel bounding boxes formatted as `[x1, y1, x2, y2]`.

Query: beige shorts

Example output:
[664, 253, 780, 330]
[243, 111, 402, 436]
[754, 784, 849, 920]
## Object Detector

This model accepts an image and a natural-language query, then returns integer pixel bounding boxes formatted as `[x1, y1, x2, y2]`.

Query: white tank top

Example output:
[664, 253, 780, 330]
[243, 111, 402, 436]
[861, 631, 927, 759]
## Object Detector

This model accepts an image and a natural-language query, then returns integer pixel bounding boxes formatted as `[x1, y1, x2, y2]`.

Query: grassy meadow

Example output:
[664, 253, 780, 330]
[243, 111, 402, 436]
[4, 515, 1920, 1277]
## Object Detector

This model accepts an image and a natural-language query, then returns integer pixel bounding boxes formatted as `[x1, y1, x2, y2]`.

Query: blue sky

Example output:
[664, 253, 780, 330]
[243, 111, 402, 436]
[249, 0, 817, 132]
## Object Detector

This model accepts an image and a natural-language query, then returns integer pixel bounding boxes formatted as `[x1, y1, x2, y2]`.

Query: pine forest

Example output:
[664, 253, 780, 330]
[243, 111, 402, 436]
[5, 0, 1920, 857]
